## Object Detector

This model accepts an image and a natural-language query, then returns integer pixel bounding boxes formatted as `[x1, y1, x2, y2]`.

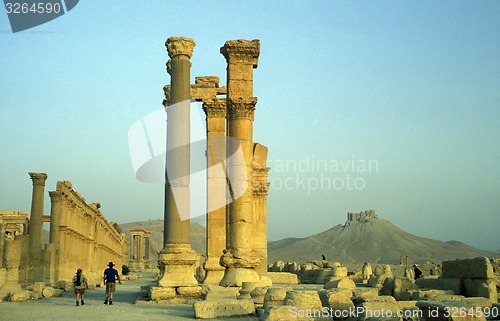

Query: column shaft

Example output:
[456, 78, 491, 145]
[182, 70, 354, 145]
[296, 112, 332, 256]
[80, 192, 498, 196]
[28, 172, 47, 284]
[0, 223, 5, 268]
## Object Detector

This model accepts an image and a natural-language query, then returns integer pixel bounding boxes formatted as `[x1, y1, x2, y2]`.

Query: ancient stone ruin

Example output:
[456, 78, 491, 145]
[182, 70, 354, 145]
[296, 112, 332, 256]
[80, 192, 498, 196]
[128, 228, 152, 271]
[0, 173, 127, 301]
[155, 36, 270, 297]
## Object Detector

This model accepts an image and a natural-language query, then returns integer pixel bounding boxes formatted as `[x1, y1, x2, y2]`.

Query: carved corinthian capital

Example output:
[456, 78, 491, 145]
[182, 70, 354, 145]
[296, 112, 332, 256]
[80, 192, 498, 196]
[227, 98, 257, 120]
[29, 172, 47, 186]
[49, 191, 62, 202]
[165, 37, 196, 59]
[220, 39, 260, 67]
[203, 98, 226, 119]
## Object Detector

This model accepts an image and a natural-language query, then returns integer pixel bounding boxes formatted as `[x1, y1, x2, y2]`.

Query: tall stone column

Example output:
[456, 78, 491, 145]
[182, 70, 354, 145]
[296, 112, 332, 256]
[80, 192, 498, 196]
[219, 39, 262, 286]
[0, 223, 5, 268]
[252, 143, 270, 276]
[49, 191, 62, 246]
[158, 36, 198, 288]
[144, 235, 150, 260]
[202, 98, 227, 285]
[28, 172, 47, 283]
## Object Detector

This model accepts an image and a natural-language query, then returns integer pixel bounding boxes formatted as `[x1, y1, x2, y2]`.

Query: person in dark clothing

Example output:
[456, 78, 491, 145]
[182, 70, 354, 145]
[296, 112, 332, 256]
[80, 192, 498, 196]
[72, 268, 88, 306]
[414, 264, 423, 279]
[103, 262, 121, 305]
[321, 254, 326, 260]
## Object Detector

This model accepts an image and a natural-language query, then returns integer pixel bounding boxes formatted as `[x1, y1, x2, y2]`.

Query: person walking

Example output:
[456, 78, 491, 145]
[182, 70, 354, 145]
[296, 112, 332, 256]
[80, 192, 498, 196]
[103, 261, 121, 305]
[72, 268, 88, 306]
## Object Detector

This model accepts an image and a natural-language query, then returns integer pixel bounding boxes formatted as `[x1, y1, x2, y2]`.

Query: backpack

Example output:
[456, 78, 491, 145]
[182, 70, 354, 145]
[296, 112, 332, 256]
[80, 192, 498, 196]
[75, 274, 82, 286]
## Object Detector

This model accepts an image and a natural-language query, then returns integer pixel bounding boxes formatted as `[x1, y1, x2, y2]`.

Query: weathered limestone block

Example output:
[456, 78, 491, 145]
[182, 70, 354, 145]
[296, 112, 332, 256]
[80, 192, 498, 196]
[349, 270, 364, 283]
[463, 278, 498, 303]
[362, 262, 373, 282]
[352, 295, 397, 306]
[368, 273, 392, 288]
[417, 300, 487, 321]
[29, 290, 42, 300]
[352, 287, 379, 297]
[283, 290, 322, 310]
[150, 286, 176, 300]
[318, 288, 355, 311]
[193, 298, 255, 319]
[9, 290, 32, 302]
[285, 262, 300, 274]
[260, 306, 300, 321]
[271, 261, 285, 272]
[300, 268, 322, 284]
[405, 267, 415, 282]
[396, 300, 417, 310]
[64, 282, 74, 292]
[416, 277, 462, 294]
[324, 278, 356, 290]
[462, 297, 493, 308]
[32, 282, 46, 293]
[263, 287, 290, 309]
[356, 301, 400, 320]
[267, 272, 298, 284]
[203, 286, 239, 300]
[381, 276, 419, 301]
[316, 268, 334, 284]
[442, 257, 495, 279]
[328, 262, 343, 268]
[42, 287, 63, 298]
[257, 276, 273, 288]
[411, 289, 455, 300]
[332, 267, 348, 278]
[177, 286, 202, 297]
[373, 265, 386, 276]
[251, 287, 268, 306]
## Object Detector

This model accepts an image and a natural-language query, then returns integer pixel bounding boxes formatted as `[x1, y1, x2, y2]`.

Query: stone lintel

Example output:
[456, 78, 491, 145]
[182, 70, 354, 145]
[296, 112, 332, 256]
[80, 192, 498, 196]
[163, 84, 226, 107]
[220, 39, 260, 68]
[29, 172, 48, 186]
[41, 215, 51, 223]
[165, 37, 196, 59]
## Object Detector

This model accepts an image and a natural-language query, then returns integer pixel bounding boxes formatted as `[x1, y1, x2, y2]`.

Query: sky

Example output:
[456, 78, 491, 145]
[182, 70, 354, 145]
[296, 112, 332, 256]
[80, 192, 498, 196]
[1, 1, 499, 251]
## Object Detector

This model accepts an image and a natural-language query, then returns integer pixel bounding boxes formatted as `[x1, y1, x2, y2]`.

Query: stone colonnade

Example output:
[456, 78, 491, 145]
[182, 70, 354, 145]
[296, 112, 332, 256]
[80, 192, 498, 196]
[129, 228, 151, 270]
[0, 173, 127, 289]
[158, 37, 270, 289]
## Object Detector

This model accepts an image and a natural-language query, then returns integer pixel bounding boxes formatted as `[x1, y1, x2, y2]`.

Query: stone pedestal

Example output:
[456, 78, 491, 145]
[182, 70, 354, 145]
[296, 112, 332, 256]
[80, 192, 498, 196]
[28, 172, 47, 284]
[158, 36, 198, 288]
[219, 39, 262, 287]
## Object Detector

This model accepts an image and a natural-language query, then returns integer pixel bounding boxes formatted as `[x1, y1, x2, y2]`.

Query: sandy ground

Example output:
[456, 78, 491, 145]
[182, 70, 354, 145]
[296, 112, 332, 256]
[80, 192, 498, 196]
[0, 274, 259, 321]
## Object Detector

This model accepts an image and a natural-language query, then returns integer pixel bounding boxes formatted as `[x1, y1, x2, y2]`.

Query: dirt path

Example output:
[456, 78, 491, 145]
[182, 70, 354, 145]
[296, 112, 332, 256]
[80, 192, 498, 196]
[0, 275, 259, 321]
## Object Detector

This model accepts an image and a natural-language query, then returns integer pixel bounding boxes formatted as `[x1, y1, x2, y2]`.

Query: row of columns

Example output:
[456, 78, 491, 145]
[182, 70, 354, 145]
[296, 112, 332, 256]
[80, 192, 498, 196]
[159, 37, 270, 288]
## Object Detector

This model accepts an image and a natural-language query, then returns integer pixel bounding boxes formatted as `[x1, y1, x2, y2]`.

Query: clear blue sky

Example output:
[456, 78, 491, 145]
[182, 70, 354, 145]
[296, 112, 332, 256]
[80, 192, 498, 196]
[1, 1, 499, 251]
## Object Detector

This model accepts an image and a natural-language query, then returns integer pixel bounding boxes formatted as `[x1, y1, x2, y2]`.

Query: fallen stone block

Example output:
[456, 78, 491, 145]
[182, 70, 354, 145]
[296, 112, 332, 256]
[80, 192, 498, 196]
[324, 278, 356, 289]
[263, 287, 291, 309]
[352, 287, 379, 297]
[318, 288, 354, 311]
[283, 290, 322, 310]
[177, 286, 202, 297]
[9, 290, 31, 302]
[315, 268, 334, 284]
[193, 298, 255, 319]
[417, 300, 487, 321]
[443, 257, 495, 280]
[32, 282, 46, 293]
[150, 286, 176, 300]
[464, 279, 498, 303]
[251, 287, 268, 306]
[204, 287, 239, 300]
[356, 301, 400, 321]
[267, 272, 298, 284]
[412, 289, 455, 300]
[42, 287, 63, 298]
[352, 295, 397, 306]
[416, 277, 462, 294]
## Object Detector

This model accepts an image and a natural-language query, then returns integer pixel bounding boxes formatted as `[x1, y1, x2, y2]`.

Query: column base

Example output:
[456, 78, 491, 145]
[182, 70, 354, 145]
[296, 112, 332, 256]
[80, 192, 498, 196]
[219, 267, 260, 287]
[158, 243, 199, 288]
[202, 257, 225, 285]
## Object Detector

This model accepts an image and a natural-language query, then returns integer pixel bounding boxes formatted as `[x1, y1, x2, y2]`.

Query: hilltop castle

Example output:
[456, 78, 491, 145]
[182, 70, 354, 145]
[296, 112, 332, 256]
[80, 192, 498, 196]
[346, 209, 378, 225]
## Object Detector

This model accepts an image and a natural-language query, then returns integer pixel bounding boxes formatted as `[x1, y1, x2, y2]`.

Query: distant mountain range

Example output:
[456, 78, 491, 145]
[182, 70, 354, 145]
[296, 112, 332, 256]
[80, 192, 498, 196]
[116, 216, 496, 264]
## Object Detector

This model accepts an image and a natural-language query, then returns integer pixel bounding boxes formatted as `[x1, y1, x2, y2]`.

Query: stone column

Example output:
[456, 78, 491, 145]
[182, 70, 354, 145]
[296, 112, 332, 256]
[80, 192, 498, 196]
[0, 223, 5, 268]
[144, 235, 150, 260]
[158, 36, 198, 288]
[219, 39, 262, 286]
[252, 143, 270, 276]
[138, 234, 143, 260]
[201, 98, 227, 285]
[28, 172, 47, 284]
[49, 191, 62, 246]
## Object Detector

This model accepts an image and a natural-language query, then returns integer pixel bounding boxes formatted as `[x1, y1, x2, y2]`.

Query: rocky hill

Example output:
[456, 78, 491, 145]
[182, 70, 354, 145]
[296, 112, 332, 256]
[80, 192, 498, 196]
[268, 218, 496, 264]
[117, 214, 496, 265]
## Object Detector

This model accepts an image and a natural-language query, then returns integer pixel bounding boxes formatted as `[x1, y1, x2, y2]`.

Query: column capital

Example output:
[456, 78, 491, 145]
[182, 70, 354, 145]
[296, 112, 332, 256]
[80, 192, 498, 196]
[253, 182, 270, 197]
[227, 97, 257, 120]
[29, 172, 48, 186]
[203, 98, 226, 118]
[220, 39, 260, 67]
[49, 190, 62, 202]
[166, 37, 196, 59]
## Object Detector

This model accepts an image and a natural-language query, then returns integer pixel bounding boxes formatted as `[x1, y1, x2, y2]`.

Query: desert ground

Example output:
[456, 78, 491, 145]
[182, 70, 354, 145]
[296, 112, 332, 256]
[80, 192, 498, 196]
[0, 273, 258, 321]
